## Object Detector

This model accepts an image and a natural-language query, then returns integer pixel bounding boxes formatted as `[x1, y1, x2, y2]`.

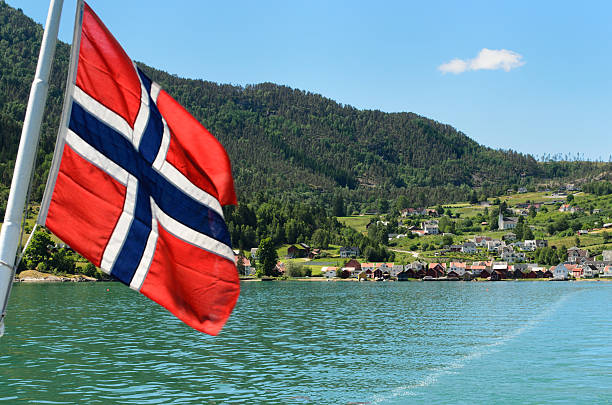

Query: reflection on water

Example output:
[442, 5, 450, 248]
[0, 281, 610, 404]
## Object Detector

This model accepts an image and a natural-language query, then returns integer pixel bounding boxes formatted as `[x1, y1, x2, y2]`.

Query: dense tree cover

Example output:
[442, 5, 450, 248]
[534, 246, 567, 266]
[22, 228, 75, 274]
[0, 3, 70, 219]
[538, 161, 612, 181]
[2, 3, 611, 218]
[583, 181, 612, 196]
[514, 220, 534, 241]
[225, 194, 394, 260]
[488, 207, 500, 231]
[22, 228, 53, 269]
[546, 217, 571, 236]
[139, 66, 545, 208]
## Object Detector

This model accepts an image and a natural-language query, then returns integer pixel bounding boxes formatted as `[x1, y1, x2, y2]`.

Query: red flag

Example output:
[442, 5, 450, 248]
[39, 2, 239, 335]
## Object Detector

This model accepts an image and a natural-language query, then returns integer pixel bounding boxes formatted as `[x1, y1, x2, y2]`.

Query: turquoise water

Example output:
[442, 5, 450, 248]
[1, 281, 610, 404]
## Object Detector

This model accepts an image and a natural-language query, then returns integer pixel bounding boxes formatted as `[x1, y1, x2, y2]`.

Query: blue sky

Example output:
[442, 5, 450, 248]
[10, 0, 612, 160]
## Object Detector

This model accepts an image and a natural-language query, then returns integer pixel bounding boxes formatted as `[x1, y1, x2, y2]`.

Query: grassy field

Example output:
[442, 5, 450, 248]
[276, 244, 342, 259]
[452, 205, 487, 218]
[388, 250, 416, 264]
[337, 215, 375, 234]
[440, 192, 554, 210]
[548, 233, 611, 251]
[442, 202, 471, 208]
[422, 191, 569, 222]
[496, 191, 553, 205]
[303, 265, 323, 276]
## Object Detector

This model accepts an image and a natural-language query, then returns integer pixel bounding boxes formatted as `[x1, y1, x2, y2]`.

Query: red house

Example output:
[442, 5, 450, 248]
[287, 245, 308, 258]
[404, 268, 417, 278]
[490, 270, 504, 281]
[427, 263, 446, 278]
[447, 270, 460, 279]
[479, 269, 491, 278]
[345, 259, 362, 272]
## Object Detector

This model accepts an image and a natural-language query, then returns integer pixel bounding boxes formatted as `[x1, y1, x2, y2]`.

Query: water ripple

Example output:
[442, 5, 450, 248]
[0, 281, 610, 404]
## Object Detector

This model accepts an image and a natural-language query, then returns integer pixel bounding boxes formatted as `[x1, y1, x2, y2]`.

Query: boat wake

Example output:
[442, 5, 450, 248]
[370, 290, 578, 404]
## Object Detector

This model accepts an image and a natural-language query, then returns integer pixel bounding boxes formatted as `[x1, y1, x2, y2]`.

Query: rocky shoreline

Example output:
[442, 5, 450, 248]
[15, 270, 98, 283]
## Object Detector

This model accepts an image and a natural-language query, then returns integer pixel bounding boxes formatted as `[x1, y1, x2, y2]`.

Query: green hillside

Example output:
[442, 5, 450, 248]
[1, 2, 610, 218]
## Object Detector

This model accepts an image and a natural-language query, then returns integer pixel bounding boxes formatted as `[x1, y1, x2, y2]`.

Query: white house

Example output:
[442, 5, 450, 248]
[448, 262, 467, 275]
[514, 241, 527, 251]
[523, 240, 548, 251]
[567, 247, 590, 264]
[422, 220, 439, 235]
[322, 267, 338, 278]
[473, 236, 492, 247]
[339, 246, 359, 258]
[559, 204, 577, 213]
[407, 261, 426, 271]
[486, 239, 504, 252]
[502, 232, 517, 241]
[400, 208, 427, 217]
[461, 242, 477, 254]
[581, 264, 598, 278]
[523, 240, 538, 251]
[501, 247, 525, 263]
[391, 264, 404, 277]
[498, 213, 518, 230]
[552, 263, 571, 280]
[584, 260, 611, 274]
[602, 266, 612, 278]
[603, 250, 612, 262]
[514, 239, 548, 252]
[492, 262, 509, 274]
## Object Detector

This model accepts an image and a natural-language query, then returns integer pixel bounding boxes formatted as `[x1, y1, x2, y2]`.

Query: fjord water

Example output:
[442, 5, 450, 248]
[1, 281, 610, 404]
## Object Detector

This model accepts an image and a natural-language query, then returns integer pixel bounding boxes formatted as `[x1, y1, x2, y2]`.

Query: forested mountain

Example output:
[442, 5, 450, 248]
[1, 2, 610, 217]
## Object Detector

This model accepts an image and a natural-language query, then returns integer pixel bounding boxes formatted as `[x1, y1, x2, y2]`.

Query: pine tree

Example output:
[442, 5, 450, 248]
[256, 238, 278, 277]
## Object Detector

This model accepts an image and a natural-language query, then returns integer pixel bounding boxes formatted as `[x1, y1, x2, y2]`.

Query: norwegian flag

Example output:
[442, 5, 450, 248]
[38, 1, 239, 335]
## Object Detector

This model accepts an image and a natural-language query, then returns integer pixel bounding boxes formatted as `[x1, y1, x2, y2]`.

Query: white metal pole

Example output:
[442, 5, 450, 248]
[0, 0, 64, 336]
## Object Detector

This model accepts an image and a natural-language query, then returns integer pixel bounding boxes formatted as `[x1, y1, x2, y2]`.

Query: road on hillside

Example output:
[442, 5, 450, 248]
[390, 249, 420, 258]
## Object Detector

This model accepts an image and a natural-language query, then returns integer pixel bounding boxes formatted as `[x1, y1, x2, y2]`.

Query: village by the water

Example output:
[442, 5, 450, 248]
[12, 185, 612, 283]
[237, 186, 612, 282]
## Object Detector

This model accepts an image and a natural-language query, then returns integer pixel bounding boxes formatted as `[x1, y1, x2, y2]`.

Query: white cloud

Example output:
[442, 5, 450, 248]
[438, 48, 525, 74]
[438, 58, 469, 74]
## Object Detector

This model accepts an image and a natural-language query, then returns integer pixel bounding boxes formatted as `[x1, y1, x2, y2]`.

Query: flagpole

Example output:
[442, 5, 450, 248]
[0, 0, 64, 336]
